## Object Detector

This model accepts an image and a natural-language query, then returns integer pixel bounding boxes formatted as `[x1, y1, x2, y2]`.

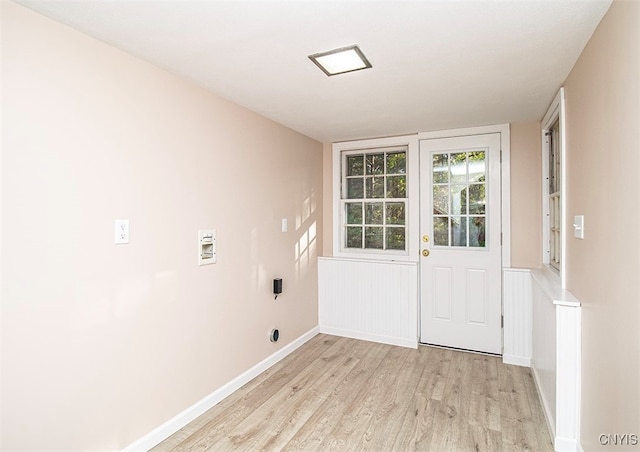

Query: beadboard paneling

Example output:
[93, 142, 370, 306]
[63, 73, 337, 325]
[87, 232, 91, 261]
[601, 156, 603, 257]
[318, 257, 418, 348]
[503, 268, 533, 366]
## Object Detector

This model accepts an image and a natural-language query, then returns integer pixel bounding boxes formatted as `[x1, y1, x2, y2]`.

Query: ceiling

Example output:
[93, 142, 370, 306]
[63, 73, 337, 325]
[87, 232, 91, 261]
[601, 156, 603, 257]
[16, 0, 612, 143]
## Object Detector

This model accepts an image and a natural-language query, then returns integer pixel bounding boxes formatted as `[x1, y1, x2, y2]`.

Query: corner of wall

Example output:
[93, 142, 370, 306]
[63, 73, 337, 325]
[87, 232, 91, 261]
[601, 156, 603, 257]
[322, 142, 334, 257]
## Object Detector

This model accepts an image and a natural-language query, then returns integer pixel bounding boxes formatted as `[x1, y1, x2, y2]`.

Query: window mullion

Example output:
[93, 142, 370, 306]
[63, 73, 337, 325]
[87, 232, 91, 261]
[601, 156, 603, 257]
[340, 147, 407, 253]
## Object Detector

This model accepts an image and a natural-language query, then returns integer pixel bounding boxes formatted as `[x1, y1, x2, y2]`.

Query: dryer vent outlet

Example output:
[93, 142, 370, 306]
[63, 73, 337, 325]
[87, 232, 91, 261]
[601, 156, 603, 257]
[270, 328, 280, 343]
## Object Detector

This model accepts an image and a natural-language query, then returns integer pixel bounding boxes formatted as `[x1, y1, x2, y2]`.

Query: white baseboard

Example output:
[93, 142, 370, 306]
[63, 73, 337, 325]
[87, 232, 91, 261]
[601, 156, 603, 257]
[122, 326, 320, 452]
[554, 436, 580, 452]
[502, 354, 531, 367]
[531, 364, 556, 445]
[319, 325, 418, 349]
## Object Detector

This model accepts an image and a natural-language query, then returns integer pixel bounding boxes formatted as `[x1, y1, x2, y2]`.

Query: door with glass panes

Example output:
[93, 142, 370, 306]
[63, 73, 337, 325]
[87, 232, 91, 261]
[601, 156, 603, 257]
[419, 134, 502, 354]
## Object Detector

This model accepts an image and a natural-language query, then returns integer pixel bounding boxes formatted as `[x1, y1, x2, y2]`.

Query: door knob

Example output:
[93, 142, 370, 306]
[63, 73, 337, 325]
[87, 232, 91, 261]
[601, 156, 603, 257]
[422, 249, 430, 257]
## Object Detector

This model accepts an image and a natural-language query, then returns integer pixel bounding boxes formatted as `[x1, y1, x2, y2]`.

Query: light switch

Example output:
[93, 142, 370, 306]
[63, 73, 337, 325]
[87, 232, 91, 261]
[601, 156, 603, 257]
[115, 219, 129, 244]
[281, 218, 288, 233]
[573, 215, 584, 239]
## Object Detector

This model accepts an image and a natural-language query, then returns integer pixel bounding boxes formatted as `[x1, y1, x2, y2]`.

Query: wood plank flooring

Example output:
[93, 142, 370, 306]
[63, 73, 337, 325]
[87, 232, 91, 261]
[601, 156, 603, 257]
[152, 334, 552, 451]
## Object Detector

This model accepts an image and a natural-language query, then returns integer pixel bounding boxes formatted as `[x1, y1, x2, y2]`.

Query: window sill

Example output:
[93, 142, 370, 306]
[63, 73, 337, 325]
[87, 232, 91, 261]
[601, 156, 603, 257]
[332, 250, 418, 264]
[320, 256, 418, 266]
[530, 266, 580, 308]
[543, 262, 561, 279]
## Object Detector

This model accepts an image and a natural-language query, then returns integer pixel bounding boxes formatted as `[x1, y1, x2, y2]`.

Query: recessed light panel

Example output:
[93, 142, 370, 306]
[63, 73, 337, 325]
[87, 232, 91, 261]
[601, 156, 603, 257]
[309, 45, 372, 76]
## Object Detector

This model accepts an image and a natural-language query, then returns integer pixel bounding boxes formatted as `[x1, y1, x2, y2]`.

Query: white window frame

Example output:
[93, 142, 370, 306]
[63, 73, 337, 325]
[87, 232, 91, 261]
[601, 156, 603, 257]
[541, 88, 566, 284]
[332, 135, 419, 261]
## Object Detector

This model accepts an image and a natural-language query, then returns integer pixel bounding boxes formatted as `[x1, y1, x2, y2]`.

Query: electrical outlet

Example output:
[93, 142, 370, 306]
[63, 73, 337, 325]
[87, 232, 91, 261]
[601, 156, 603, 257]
[115, 219, 129, 244]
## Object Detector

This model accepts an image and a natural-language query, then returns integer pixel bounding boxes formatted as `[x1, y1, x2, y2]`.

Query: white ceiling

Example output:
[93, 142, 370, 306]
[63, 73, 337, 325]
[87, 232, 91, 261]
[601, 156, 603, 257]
[16, 0, 612, 143]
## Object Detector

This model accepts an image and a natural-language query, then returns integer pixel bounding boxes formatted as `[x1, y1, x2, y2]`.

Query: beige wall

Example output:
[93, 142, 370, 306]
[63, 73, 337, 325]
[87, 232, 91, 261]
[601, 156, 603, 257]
[510, 122, 542, 268]
[322, 142, 333, 256]
[0, 2, 322, 450]
[563, 0, 639, 449]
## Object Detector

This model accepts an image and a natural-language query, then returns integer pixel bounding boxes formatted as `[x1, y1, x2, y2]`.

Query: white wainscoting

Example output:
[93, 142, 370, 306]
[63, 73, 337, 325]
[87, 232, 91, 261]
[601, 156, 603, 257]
[531, 270, 558, 440]
[503, 267, 582, 451]
[503, 268, 533, 366]
[530, 268, 582, 452]
[318, 257, 418, 348]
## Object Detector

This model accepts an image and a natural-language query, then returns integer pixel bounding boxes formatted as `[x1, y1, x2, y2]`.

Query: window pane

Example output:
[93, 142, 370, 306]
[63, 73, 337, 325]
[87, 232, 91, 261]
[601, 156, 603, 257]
[433, 153, 448, 183]
[433, 185, 449, 215]
[451, 216, 467, 247]
[386, 152, 406, 174]
[365, 227, 383, 249]
[549, 118, 560, 194]
[386, 175, 406, 198]
[346, 178, 364, 199]
[342, 147, 409, 255]
[468, 184, 486, 214]
[451, 185, 467, 215]
[386, 227, 405, 250]
[346, 155, 364, 176]
[346, 226, 362, 248]
[365, 203, 383, 225]
[366, 153, 384, 175]
[345, 202, 362, 224]
[549, 194, 561, 268]
[450, 153, 467, 184]
[469, 217, 486, 247]
[433, 217, 449, 246]
[365, 176, 385, 198]
[386, 202, 405, 225]
[468, 151, 486, 183]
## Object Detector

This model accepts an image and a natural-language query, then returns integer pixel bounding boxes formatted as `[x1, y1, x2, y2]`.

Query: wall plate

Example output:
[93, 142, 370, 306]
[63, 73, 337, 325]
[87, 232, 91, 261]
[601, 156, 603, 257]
[115, 219, 129, 244]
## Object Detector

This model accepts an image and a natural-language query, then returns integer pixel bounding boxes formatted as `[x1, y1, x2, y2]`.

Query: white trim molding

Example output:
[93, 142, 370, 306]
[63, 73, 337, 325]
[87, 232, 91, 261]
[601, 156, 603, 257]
[332, 134, 419, 262]
[541, 88, 567, 284]
[122, 327, 320, 452]
[554, 301, 582, 451]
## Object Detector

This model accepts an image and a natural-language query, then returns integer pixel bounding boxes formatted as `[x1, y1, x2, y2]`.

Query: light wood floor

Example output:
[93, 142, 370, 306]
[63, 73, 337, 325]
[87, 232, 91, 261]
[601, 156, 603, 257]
[153, 334, 552, 451]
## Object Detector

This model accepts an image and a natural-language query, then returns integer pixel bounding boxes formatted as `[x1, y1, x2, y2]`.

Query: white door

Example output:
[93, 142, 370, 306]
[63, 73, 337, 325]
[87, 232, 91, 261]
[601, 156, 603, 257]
[419, 134, 502, 354]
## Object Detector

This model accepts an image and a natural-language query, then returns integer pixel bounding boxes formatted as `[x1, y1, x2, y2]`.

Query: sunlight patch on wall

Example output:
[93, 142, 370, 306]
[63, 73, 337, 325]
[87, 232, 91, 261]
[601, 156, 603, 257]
[296, 192, 317, 230]
[295, 221, 317, 279]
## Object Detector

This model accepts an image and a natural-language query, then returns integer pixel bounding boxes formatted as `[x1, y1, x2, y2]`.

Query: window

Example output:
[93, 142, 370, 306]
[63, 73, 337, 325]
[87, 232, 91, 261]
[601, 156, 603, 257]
[542, 88, 565, 275]
[332, 135, 418, 260]
[342, 147, 407, 252]
[431, 150, 487, 248]
[547, 118, 561, 270]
